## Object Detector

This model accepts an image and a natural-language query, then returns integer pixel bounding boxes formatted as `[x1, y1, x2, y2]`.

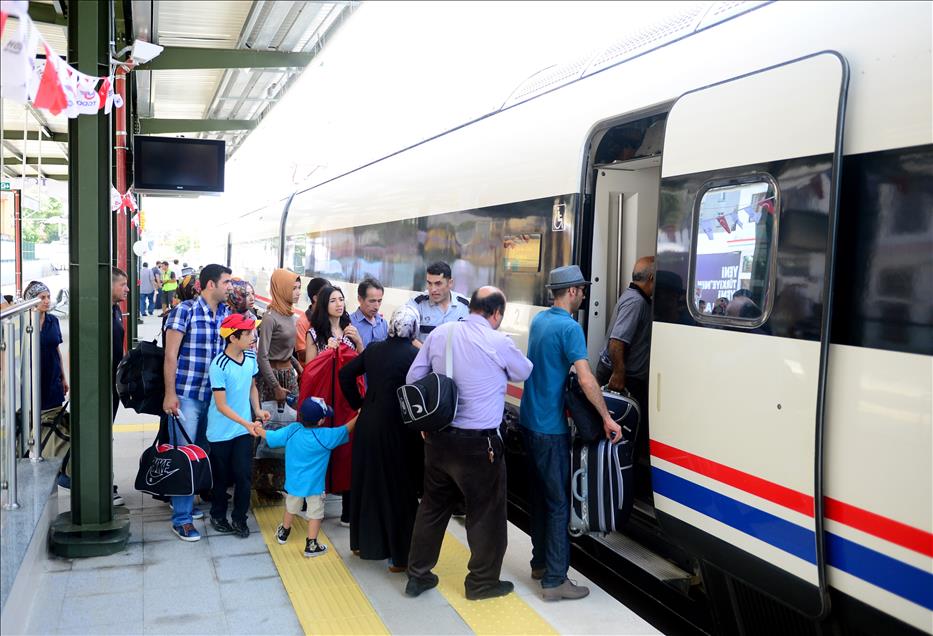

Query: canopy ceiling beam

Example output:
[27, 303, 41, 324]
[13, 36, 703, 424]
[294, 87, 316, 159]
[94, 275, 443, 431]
[137, 118, 258, 134]
[28, 1, 68, 25]
[3, 130, 69, 143]
[137, 46, 313, 70]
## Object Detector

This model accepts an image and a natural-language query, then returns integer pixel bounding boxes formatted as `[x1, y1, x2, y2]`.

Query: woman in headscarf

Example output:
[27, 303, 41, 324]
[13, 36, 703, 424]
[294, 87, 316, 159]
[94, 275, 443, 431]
[295, 277, 329, 361]
[24, 281, 68, 410]
[24, 281, 70, 486]
[227, 278, 259, 320]
[338, 305, 422, 571]
[254, 268, 302, 500]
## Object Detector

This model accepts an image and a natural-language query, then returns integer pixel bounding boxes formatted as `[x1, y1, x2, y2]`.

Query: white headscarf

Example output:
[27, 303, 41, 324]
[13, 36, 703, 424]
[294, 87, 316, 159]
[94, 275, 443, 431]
[388, 305, 420, 340]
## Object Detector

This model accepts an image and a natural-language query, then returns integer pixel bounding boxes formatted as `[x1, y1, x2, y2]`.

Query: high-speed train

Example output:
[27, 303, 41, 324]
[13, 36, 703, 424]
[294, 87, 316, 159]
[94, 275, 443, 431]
[225, 2, 932, 633]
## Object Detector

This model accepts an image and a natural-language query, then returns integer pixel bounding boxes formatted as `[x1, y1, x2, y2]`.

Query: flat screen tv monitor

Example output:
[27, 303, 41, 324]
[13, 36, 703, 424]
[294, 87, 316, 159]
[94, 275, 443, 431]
[133, 136, 225, 195]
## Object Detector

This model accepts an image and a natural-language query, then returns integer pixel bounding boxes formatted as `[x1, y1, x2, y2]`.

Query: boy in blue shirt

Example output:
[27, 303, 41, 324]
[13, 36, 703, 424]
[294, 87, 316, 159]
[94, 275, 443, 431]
[207, 313, 270, 538]
[257, 397, 357, 557]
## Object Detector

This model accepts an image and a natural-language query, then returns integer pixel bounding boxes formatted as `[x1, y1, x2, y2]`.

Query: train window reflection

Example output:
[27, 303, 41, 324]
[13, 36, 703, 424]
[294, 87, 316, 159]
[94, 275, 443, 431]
[502, 233, 542, 273]
[690, 178, 778, 325]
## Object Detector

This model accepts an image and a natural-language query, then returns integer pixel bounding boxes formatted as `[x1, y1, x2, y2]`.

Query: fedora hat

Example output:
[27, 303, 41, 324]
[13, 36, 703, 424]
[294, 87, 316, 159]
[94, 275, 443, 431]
[546, 265, 591, 290]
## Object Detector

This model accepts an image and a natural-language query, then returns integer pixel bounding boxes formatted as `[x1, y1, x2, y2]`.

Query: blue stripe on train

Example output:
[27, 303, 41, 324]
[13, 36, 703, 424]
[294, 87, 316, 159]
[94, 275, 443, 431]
[652, 467, 933, 611]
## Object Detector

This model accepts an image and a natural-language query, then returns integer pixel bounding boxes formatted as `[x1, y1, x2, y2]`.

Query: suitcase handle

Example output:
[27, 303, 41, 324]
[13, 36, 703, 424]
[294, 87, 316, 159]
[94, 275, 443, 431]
[571, 468, 586, 503]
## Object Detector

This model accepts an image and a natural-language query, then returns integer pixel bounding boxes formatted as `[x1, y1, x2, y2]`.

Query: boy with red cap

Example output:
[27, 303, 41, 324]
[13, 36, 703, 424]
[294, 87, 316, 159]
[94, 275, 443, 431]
[257, 397, 357, 558]
[207, 313, 270, 537]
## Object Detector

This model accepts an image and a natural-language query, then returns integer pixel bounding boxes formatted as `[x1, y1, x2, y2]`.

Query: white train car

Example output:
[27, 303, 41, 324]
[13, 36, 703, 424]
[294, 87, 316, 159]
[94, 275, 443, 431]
[228, 2, 932, 632]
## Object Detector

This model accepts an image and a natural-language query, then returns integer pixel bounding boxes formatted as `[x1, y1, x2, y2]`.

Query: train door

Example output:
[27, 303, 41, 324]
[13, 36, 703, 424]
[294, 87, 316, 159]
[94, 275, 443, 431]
[649, 52, 848, 618]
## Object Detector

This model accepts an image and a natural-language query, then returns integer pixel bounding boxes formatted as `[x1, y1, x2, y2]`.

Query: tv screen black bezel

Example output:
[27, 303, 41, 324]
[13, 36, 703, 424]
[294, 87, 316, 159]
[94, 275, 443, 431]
[133, 136, 226, 194]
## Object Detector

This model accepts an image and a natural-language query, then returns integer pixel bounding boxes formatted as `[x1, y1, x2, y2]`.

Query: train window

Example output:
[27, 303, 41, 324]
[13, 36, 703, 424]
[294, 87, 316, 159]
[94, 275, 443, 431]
[688, 175, 779, 327]
[502, 233, 542, 273]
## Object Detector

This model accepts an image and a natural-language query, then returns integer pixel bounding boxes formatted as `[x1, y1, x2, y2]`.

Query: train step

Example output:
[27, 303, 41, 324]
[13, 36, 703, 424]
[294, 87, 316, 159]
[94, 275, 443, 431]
[592, 531, 695, 593]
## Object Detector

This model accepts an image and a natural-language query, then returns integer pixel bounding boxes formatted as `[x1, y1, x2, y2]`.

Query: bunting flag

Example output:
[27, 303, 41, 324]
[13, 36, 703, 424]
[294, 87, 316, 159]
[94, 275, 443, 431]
[32, 45, 68, 115]
[0, 1, 123, 118]
[0, 5, 38, 102]
[716, 214, 732, 233]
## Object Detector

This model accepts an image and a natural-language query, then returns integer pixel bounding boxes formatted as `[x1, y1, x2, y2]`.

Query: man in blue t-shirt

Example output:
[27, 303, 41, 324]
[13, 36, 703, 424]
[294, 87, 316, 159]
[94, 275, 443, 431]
[258, 397, 357, 558]
[207, 313, 270, 538]
[520, 265, 621, 602]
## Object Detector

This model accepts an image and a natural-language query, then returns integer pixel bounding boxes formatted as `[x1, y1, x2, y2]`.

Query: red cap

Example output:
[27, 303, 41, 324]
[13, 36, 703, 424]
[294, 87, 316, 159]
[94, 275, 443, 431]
[220, 313, 260, 338]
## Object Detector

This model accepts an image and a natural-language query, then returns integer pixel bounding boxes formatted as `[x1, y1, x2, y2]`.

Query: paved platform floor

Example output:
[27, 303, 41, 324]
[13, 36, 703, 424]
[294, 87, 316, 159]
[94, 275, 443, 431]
[9, 314, 662, 635]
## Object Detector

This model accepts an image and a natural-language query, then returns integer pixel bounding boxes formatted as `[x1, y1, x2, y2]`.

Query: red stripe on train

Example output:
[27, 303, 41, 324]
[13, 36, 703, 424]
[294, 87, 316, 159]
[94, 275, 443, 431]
[650, 439, 815, 516]
[506, 384, 523, 399]
[651, 439, 933, 558]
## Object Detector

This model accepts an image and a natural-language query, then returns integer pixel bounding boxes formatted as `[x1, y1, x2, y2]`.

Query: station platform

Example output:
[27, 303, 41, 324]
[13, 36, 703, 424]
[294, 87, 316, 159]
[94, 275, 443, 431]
[8, 317, 662, 636]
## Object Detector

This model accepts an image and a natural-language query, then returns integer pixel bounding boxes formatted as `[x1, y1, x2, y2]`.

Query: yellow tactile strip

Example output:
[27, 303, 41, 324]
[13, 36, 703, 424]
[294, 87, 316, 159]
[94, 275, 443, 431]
[433, 532, 558, 635]
[114, 423, 160, 433]
[255, 504, 389, 635]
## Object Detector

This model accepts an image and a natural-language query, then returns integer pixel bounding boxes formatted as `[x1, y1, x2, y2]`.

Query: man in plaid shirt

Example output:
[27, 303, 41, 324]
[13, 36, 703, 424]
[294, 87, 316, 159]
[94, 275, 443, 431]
[162, 264, 233, 542]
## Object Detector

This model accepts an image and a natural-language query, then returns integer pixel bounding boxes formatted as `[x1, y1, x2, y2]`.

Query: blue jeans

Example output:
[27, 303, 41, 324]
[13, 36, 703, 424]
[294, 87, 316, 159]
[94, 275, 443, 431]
[170, 396, 209, 527]
[520, 426, 571, 589]
[139, 292, 155, 315]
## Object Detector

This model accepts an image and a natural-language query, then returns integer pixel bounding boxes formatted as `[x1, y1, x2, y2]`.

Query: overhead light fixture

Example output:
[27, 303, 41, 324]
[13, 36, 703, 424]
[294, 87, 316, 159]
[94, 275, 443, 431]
[130, 40, 164, 64]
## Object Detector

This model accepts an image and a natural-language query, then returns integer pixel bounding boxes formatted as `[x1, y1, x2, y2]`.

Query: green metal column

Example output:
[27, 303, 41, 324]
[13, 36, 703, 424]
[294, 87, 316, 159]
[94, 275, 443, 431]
[50, 0, 129, 557]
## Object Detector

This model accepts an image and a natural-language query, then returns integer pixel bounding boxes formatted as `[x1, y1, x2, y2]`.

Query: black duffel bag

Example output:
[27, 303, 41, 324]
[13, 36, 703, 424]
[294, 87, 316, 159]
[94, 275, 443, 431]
[565, 371, 640, 442]
[116, 339, 165, 416]
[135, 416, 212, 497]
[397, 324, 458, 432]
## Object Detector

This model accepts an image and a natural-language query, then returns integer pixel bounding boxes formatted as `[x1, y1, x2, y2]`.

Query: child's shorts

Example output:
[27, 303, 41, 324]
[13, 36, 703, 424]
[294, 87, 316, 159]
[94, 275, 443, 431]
[285, 493, 325, 519]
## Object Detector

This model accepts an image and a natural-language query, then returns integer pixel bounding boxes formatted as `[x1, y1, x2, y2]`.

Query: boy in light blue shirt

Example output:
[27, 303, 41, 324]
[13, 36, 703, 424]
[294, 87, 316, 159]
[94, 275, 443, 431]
[207, 313, 270, 538]
[258, 397, 357, 557]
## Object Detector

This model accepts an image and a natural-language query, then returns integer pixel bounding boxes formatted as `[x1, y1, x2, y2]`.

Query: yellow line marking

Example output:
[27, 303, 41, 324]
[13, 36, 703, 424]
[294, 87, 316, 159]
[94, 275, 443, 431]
[434, 531, 558, 635]
[255, 504, 389, 635]
[113, 423, 160, 432]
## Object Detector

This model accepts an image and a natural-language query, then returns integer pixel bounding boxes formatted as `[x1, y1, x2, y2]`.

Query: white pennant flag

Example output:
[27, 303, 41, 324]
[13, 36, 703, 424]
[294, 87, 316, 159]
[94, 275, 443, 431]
[72, 71, 102, 114]
[0, 9, 38, 103]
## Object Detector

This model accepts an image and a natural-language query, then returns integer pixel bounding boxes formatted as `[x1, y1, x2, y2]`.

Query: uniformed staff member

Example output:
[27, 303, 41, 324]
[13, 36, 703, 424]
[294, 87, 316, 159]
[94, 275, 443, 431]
[407, 261, 469, 348]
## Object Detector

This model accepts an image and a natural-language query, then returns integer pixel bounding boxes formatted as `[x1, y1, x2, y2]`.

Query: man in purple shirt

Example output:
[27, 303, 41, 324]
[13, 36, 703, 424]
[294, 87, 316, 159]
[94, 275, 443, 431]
[404, 286, 533, 601]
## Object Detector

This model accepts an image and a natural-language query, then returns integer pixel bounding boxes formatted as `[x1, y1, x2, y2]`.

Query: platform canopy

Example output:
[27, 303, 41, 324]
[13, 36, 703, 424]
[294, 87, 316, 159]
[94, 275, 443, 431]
[0, 0, 356, 183]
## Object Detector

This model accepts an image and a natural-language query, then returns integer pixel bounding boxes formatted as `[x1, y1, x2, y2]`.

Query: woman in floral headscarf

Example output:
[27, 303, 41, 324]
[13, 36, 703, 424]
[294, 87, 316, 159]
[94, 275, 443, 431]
[338, 305, 422, 571]
[227, 278, 259, 320]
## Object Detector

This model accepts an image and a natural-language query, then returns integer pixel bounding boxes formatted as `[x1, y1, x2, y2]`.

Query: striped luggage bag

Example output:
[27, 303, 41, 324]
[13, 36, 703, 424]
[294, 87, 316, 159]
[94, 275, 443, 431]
[569, 429, 637, 536]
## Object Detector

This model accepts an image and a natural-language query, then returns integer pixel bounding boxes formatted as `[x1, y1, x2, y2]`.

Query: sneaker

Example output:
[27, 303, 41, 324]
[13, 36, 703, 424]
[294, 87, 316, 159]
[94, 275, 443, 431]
[304, 538, 328, 558]
[405, 574, 439, 597]
[541, 579, 590, 601]
[210, 517, 235, 534]
[172, 523, 201, 542]
[112, 486, 125, 507]
[531, 567, 545, 581]
[275, 524, 291, 544]
[466, 580, 514, 601]
[57, 473, 71, 489]
[231, 520, 250, 539]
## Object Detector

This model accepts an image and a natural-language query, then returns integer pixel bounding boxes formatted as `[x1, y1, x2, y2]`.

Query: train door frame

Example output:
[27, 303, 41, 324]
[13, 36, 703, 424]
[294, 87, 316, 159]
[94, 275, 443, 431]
[650, 51, 850, 619]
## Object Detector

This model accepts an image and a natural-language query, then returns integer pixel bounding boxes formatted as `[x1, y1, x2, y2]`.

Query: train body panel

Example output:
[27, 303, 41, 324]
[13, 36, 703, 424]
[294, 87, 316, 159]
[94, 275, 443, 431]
[226, 1, 933, 631]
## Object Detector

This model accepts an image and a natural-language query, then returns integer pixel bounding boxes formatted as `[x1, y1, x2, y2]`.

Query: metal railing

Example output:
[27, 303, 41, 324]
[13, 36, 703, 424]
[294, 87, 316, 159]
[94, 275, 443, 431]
[0, 297, 43, 511]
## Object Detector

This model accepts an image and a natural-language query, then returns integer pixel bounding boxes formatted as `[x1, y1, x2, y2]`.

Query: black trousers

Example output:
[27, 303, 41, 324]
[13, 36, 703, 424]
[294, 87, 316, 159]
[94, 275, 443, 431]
[209, 434, 253, 524]
[407, 429, 507, 595]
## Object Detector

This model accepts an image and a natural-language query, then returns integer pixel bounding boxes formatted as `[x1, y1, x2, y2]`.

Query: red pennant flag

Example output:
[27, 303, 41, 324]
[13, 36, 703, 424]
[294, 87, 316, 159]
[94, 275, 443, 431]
[716, 215, 731, 233]
[97, 76, 111, 110]
[0, 12, 8, 38]
[33, 45, 68, 115]
[759, 199, 775, 216]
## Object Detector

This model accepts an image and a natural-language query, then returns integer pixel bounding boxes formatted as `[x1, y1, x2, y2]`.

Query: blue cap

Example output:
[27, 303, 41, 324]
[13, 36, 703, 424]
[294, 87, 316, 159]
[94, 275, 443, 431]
[299, 396, 333, 423]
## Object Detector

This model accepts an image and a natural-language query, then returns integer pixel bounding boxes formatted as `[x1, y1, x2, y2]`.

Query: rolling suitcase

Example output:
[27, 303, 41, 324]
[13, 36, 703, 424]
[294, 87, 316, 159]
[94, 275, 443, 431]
[568, 390, 639, 536]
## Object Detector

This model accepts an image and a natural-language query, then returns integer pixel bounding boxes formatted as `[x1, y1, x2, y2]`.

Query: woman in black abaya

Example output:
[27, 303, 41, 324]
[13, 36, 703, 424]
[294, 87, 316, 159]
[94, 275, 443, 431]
[338, 305, 422, 572]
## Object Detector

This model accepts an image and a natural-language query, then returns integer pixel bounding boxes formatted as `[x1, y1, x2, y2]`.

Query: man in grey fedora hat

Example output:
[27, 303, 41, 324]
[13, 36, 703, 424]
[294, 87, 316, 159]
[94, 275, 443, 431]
[519, 265, 622, 601]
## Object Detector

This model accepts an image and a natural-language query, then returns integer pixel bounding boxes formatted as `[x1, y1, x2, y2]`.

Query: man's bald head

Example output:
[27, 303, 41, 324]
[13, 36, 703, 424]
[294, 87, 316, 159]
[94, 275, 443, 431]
[470, 286, 507, 329]
[631, 256, 656, 295]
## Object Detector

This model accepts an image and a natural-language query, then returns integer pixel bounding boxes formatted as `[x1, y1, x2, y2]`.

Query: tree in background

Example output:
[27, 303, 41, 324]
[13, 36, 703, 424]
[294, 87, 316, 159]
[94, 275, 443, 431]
[22, 197, 66, 243]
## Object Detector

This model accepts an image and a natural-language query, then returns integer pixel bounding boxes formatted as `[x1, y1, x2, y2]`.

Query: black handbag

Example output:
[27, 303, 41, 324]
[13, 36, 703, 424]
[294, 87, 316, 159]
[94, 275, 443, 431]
[565, 372, 641, 443]
[397, 324, 458, 432]
[135, 416, 212, 497]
